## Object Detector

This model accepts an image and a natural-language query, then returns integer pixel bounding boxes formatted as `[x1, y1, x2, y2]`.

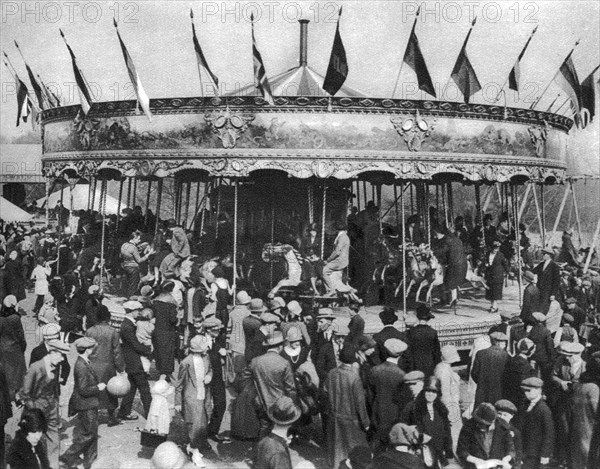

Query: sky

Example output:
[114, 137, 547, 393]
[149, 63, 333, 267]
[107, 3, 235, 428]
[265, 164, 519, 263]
[1, 0, 599, 172]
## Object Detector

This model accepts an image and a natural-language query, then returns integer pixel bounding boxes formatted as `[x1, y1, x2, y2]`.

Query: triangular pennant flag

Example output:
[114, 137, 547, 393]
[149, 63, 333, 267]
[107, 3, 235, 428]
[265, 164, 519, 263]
[191, 9, 219, 95]
[15, 41, 46, 110]
[114, 19, 152, 120]
[323, 8, 348, 96]
[251, 14, 274, 104]
[60, 29, 93, 115]
[403, 30, 436, 97]
[450, 18, 481, 103]
[16, 76, 30, 126]
[579, 66, 599, 128]
[555, 55, 582, 112]
[509, 26, 537, 93]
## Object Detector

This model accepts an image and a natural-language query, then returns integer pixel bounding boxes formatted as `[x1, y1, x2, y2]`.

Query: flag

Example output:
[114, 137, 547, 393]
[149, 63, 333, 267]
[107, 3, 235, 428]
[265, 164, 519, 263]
[114, 19, 152, 120]
[450, 18, 481, 103]
[402, 7, 435, 98]
[579, 66, 599, 127]
[251, 14, 274, 104]
[191, 9, 219, 95]
[555, 54, 581, 112]
[15, 41, 46, 110]
[508, 26, 537, 92]
[15, 75, 30, 126]
[323, 7, 348, 96]
[38, 76, 59, 108]
[60, 29, 93, 115]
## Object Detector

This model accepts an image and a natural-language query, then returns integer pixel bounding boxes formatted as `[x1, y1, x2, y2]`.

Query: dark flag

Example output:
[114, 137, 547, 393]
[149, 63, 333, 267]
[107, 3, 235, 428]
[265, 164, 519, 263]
[450, 17, 481, 103]
[14, 41, 46, 110]
[191, 9, 219, 95]
[323, 7, 348, 96]
[38, 75, 59, 108]
[579, 65, 599, 128]
[508, 26, 538, 92]
[60, 29, 93, 115]
[556, 54, 581, 112]
[16, 76, 30, 126]
[251, 13, 274, 104]
[403, 7, 436, 97]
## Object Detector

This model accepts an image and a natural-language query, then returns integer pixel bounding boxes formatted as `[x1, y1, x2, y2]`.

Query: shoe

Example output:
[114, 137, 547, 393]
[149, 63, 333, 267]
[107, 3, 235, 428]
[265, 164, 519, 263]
[449, 299, 458, 308]
[119, 414, 139, 421]
[208, 433, 231, 444]
[108, 418, 122, 427]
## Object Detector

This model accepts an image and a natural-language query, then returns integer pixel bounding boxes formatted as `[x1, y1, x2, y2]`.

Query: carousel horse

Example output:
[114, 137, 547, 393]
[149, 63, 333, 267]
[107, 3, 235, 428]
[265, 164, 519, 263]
[394, 245, 429, 298]
[465, 256, 489, 290]
[414, 250, 444, 304]
[262, 243, 305, 298]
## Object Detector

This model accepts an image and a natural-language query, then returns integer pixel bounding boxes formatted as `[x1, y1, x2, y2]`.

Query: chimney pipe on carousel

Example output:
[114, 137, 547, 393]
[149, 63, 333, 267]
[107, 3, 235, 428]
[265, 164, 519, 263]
[299, 19, 309, 66]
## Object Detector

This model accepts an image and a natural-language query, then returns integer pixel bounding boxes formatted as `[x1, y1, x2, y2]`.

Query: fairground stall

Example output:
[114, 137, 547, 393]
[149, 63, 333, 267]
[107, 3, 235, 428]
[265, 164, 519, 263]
[38, 23, 572, 349]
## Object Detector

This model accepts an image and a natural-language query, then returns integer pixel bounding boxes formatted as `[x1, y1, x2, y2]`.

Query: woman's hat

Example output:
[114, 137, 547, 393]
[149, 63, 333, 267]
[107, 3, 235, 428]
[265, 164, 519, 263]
[263, 331, 285, 347]
[3, 295, 17, 308]
[189, 335, 210, 353]
[286, 300, 302, 317]
[249, 298, 265, 313]
[416, 303, 434, 321]
[285, 327, 303, 343]
[516, 338, 536, 356]
[473, 403, 497, 427]
[267, 396, 301, 425]
[235, 290, 252, 305]
[441, 345, 460, 364]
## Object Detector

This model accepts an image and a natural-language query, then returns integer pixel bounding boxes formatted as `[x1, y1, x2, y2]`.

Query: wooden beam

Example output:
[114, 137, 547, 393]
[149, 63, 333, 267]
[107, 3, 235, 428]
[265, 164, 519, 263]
[548, 184, 571, 246]
[571, 181, 583, 245]
[583, 217, 600, 273]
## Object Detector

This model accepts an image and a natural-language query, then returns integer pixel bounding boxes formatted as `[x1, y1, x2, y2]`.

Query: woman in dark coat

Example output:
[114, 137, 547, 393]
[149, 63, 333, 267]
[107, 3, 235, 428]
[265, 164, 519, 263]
[400, 376, 453, 468]
[0, 363, 13, 469]
[0, 296, 27, 401]
[7, 408, 50, 469]
[433, 228, 467, 307]
[152, 280, 179, 379]
[5, 251, 26, 302]
[485, 241, 509, 313]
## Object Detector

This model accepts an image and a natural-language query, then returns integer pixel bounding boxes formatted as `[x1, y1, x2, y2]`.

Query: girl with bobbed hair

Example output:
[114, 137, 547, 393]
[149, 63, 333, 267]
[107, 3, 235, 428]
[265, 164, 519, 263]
[7, 408, 50, 469]
[400, 376, 454, 468]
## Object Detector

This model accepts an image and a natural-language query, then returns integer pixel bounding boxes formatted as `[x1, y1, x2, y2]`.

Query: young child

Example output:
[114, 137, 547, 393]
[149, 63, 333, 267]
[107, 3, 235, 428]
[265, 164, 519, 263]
[494, 399, 522, 469]
[136, 308, 155, 374]
[146, 379, 174, 436]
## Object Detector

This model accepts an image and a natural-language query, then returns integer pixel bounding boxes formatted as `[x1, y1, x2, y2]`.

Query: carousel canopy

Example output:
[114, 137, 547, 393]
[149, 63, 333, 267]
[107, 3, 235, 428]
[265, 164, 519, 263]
[0, 197, 34, 222]
[36, 184, 128, 214]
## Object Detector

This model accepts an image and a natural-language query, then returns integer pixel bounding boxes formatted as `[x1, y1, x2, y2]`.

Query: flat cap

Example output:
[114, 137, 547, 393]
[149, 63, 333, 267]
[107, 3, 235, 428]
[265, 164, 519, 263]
[41, 323, 61, 340]
[46, 339, 70, 353]
[203, 316, 223, 329]
[74, 337, 97, 350]
[490, 331, 509, 342]
[260, 312, 281, 324]
[384, 338, 408, 357]
[122, 300, 143, 311]
[565, 297, 578, 305]
[494, 399, 518, 415]
[521, 376, 544, 389]
[558, 341, 585, 355]
[317, 308, 335, 320]
[532, 312, 546, 322]
[332, 323, 350, 336]
[562, 313, 575, 324]
[404, 371, 425, 383]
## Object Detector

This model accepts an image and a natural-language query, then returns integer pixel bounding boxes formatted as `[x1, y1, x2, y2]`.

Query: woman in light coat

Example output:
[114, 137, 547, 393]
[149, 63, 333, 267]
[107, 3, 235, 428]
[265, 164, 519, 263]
[434, 345, 462, 453]
[31, 257, 52, 314]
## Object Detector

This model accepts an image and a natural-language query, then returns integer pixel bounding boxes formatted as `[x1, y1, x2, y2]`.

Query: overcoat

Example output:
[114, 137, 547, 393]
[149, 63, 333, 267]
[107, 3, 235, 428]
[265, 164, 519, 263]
[249, 350, 297, 411]
[68, 356, 100, 415]
[407, 324, 441, 376]
[471, 345, 510, 409]
[456, 418, 516, 469]
[0, 309, 27, 400]
[533, 259, 561, 307]
[568, 381, 599, 469]
[436, 234, 468, 290]
[120, 317, 152, 374]
[502, 355, 536, 410]
[5, 258, 25, 301]
[152, 297, 179, 375]
[6, 431, 51, 469]
[516, 399, 555, 465]
[325, 364, 370, 469]
[485, 250, 509, 301]
[369, 361, 405, 445]
[86, 321, 125, 409]
[242, 314, 264, 363]
[520, 283, 541, 324]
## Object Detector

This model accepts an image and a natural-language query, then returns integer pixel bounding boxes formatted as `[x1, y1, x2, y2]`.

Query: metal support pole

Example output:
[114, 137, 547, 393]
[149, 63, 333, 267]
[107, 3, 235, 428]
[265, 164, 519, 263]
[377, 184, 383, 234]
[145, 180, 152, 226]
[233, 180, 239, 298]
[549, 183, 571, 246]
[531, 184, 544, 245]
[356, 181, 361, 212]
[571, 180, 583, 245]
[425, 184, 431, 246]
[132, 178, 138, 208]
[321, 184, 327, 258]
[215, 180, 222, 239]
[270, 201, 275, 288]
[86, 178, 92, 211]
[362, 181, 368, 208]
[447, 182, 454, 226]
[184, 182, 192, 229]
[154, 179, 163, 238]
[90, 178, 97, 212]
[401, 182, 407, 316]
[518, 183, 532, 220]
[512, 184, 523, 306]
[540, 184, 546, 246]
[115, 178, 124, 234]
[393, 184, 400, 227]
[126, 177, 133, 211]
[99, 179, 107, 288]
[45, 180, 51, 226]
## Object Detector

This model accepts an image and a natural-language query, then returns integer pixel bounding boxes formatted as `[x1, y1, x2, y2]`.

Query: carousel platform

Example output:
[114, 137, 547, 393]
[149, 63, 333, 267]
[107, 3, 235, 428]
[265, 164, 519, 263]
[103, 281, 513, 351]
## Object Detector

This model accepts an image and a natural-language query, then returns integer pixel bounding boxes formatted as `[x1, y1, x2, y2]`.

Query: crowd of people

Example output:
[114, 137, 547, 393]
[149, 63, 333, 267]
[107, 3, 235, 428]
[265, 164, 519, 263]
[1, 202, 600, 469]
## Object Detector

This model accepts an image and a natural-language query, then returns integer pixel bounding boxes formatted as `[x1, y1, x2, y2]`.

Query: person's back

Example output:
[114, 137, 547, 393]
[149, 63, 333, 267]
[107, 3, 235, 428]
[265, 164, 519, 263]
[255, 432, 292, 469]
[250, 351, 296, 408]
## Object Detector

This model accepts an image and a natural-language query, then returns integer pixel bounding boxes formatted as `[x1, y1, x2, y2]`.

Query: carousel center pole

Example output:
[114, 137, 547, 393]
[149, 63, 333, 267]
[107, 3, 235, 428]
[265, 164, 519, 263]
[115, 178, 124, 234]
[233, 180, 239, 298]
[540, 184, 546, 246]
[98, 179, 107, 288]
[401, 181, 407, 316]
[511, 184, 523, 306]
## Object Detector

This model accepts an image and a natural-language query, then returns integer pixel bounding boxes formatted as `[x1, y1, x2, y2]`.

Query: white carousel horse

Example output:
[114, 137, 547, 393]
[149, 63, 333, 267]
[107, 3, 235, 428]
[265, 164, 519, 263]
[415, 250, 445, 304]
[394, 245, 429, 298]
[262, 243, 304, 298]
[465, 256, 489, 290]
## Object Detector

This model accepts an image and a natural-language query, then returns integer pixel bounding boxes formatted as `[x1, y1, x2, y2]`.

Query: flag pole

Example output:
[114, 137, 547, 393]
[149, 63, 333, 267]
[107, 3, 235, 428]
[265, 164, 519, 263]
[546, 93, 561, 112]
[530, 39, 580, 110]
[13, 40, 45, 110]
[443, 16, 477, 101]
[3, 51, 40, 113]
[391, 6, 420, 99]
[554, 97, 570, 114]
[60, 29, 94, 105]
[495, 25, 537, 102]
[190, 9, 205, 98]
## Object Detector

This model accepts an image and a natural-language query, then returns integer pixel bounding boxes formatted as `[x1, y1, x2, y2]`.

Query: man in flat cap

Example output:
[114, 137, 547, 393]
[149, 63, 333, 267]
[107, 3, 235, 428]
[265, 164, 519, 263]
[30, 323, 71, 388]
[118, 300, 152, 421]
[527, 312, 557, 384]
[502, 338, 537, 410]
[369, 338, 408, 454]
[60, 337, 104, 469]
[520, 270, 541, 325]
[564, 297, 586, 338]
[533, 248, 561, 313]
[311, 308, 336, 365]
[517, 377, 555, 469]
[19, 338, 71, 469]
[472, 331, 510, 409]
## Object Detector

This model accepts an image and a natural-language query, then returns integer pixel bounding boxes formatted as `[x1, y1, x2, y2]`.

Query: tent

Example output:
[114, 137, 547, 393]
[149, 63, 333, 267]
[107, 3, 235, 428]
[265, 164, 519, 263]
[36, 184, 127, 215]
[0, 197, 34, 222]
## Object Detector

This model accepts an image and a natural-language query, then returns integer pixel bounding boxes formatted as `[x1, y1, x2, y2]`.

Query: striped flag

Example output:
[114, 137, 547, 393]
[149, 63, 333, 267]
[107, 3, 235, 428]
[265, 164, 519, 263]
[323, 7, 348, 96]
[450, 17, 481, 103]
[191, 9, 219, 95]
[114, 18, 152, 120]
[60, 29, 93, 115]
[251, 14, 274, 104]
[555, 54, 582, 112]
[38, 75, 60, 108]
[402, 6, 436, 98]
[578, 65, 599, 128]
[508, 26, 537, 93]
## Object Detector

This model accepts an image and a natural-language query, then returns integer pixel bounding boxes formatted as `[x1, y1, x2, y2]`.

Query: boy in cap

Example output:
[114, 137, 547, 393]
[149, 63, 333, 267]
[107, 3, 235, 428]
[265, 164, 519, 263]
[371, 423, 428, 469]
[19, 338, 71, 469]
[30, 323, 71, 387]
[60, 337, 105, 469]
[495, 399, 522, 468]
[564, 297, 586, 338]
[517, 377, 554, 469]
[456, 402, 515, 469]
[369, 338, 407, 454]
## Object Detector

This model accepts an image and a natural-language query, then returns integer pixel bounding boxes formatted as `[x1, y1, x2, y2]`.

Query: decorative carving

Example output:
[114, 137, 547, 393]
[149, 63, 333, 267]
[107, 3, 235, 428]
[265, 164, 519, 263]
[73, 112, 101, 150]
[528, 124, 548, 157]
[391, 110, 435, 151]
[204, 108, 255, 149]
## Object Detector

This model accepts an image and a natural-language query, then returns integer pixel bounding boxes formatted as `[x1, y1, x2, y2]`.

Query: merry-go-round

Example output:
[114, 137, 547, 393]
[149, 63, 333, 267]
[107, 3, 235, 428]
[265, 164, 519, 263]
[38, 22, 572, 349]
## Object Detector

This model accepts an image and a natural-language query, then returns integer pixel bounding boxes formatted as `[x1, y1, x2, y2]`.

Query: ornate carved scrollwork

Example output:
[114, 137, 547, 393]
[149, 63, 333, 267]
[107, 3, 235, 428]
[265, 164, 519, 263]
[391, 110, 435, 152]
[528, 122, 549, 158]
[204, 107, 255, 149]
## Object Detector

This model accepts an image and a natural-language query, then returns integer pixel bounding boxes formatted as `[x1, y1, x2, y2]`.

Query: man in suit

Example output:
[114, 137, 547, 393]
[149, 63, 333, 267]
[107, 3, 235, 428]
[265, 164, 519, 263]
[29, 323, 71, 388]
[407, 304, 441, 376]
[323, 221, 350, 295]
[433, 226, 467, 307]
[316, 324, 349, 385]
[243, 298, 266, 363]
[60, 337, 104, 469]
[517, 377, 555, 469]
[372, 307, 408, 368]
[533, 248, 562, 313]
[247, 330, 297, 438]
[117, 300, 152, 421]
[369, 338, 407, 454]
[311, 308, 336, 365]
[86, 305, 125, 427]
[471, 332, 510, 409]
[19, 338, 71, 469]
[521, 271, 541, 325]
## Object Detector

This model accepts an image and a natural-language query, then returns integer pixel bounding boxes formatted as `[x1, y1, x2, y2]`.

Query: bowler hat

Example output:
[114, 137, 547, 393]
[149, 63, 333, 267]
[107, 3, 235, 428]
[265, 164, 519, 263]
[379, 307, 397, 324]
[267, 396, 301, 425]
[416, 303, 434, 321]
[473, 403, 497, 426]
